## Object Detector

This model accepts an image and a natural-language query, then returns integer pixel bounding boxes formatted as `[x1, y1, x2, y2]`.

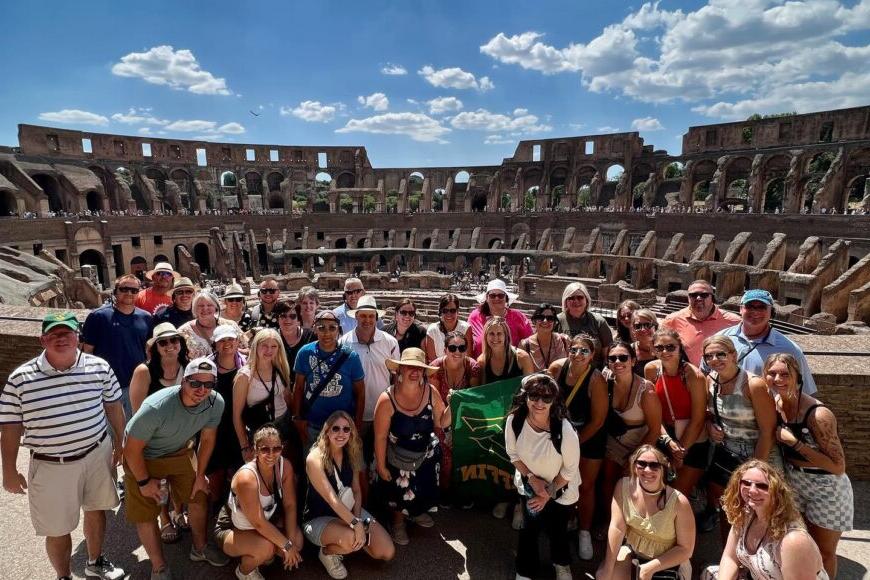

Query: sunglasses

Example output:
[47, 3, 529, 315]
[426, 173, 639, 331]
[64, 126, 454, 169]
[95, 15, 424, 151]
[316, 324, 340, 332]
[259, 288, 279, 294]
[569, 347, 592, 356]
[225, 297, 244, 303]
[345, 288, 364, 295]
[258, 445, 283, 454]
[533, 315, 557, 322]
[156, 337, 180, 347]
[688, 292, 711, 300]
[116, 286, 139, 294]
[187, 380, 215, 390]
[527, 393, 555, 404]
[743, 302, 769, 311]
[635, 459, 663, 471]
[330, 425, 352, 434]
[703, 351, 730, 362]
[174, 289, 194, 296]
[398, 310, 416, 317]
[447, 344, 467, 353]
[607, 354, 630, 363]
[153, 272, 173, 278]
[654, 343, 678, 353]
[633, 322, 655, 331]
[488, 293, 507, 300]
[279, 313, 298, 320]
[440, 307, 458, 315]
[566, 295, 585, 302]
[740, 479, 770, 492]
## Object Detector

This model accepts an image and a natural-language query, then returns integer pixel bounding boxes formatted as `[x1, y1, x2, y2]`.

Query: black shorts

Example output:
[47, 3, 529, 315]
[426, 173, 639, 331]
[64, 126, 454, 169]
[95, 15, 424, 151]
[682, 440, 711, 470]
[578, 427, 606, 461]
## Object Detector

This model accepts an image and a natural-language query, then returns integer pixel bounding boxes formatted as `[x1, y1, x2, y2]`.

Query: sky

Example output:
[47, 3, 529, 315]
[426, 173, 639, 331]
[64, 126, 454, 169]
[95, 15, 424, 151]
[1, 0, 869, 168]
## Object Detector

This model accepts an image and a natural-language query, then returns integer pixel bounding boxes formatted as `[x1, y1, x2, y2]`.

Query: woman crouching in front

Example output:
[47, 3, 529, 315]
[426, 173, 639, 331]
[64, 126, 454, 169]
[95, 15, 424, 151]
[505, 373, 581, 580]
[215, 424, 303, 580]
[304, 411, 394, 579]
[596, 444, 694, 580]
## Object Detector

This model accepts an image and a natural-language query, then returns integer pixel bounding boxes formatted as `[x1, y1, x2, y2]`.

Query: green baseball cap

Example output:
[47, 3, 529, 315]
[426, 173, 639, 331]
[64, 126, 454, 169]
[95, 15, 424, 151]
[41, 311, 80, 334]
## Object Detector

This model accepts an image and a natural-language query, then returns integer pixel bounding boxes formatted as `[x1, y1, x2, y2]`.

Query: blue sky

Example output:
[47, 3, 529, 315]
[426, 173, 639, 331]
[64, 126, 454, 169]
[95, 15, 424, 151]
[1, 0, 868, 167]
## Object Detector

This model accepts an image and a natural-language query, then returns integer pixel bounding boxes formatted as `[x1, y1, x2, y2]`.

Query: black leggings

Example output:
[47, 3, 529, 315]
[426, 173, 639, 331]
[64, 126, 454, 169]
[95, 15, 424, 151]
[515, 496, 572, 577]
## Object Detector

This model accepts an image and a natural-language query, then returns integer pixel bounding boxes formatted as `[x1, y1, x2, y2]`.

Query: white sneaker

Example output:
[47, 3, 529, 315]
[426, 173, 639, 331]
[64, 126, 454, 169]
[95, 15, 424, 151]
[319, 548, 348, 579]
[515, 574, 532, 580]
[578, 530, 594, 561]
[234, 565, 265, 580]
[554, 563, 573, 580]
[492, 501, 509, 519]
[511, 503, 525, 530]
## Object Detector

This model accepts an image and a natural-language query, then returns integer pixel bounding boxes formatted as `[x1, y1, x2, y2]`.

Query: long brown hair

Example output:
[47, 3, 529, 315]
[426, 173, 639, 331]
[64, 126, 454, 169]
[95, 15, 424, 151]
[313, 411, 363, 474]
[721, 459, 803, 541]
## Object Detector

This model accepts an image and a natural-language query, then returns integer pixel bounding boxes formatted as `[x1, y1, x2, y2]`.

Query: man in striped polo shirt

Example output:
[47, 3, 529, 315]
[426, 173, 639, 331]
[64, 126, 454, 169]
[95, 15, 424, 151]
[0, 311, 126, 580]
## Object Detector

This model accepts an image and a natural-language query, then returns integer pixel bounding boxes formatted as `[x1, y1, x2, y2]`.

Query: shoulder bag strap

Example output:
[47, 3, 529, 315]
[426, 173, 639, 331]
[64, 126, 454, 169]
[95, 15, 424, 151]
[303, 348, 351, 411]
[564, 366, 590, 408]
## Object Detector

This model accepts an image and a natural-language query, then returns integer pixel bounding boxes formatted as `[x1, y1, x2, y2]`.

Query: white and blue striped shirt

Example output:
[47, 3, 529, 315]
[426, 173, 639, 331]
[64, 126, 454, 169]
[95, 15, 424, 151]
[0, 350, 122, 457]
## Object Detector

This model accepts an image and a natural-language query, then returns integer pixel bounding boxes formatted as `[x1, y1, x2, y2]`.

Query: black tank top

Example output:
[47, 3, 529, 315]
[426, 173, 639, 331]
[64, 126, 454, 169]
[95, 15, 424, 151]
[485, 354, 524, 383]
[557, 363, 594, 427]
[778, 403, 825, 463]
[387, 387, 435, 453]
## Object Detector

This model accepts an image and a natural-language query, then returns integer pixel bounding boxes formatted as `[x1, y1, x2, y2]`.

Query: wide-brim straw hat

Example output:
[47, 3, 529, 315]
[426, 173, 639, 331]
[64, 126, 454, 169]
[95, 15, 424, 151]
[147, 322, 181, 349]
[223, 282, 246, 299]
[145, 262, 181, 281]
[386, 347, 438, 375]
[476, 279, 518, 305]
[173, 277, 195, 293]
[348, 294, 386, 318]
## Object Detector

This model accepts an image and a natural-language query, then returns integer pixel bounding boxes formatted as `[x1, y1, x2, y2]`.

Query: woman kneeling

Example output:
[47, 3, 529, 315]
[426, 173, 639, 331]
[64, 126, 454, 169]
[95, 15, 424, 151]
[215, 425, 304, 580]
[304, 411, 394, 579]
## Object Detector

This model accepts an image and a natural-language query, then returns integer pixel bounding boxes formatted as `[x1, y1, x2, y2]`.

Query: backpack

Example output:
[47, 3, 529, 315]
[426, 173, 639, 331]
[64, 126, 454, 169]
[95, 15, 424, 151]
[511, 412, 563, 455]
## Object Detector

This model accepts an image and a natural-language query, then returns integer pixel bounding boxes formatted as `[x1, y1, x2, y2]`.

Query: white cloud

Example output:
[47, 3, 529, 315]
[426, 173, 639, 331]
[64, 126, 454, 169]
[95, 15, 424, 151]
[38, 109, 109, 126]
[479, 1, 870, 117]
[217, 122, 246, 134]
[164, 120, 217, 132]
[336, 112, 450, 143]
[484, 134, 515, 145]
[111, 107, 169, 126]
[427, 96, 464, 115]
[597, 126, 620, 133]
[138, 127, 151, 135]
[281, 101, 338, 122]
[111, 45, 231, 95]
[357, 92, 389, 111]
[418, 66, 495, 91]
[449, 108, 552, 133]
[381, 63, 408, 75]
[568, 122, 586, 131]
[631, 116, 664, 131]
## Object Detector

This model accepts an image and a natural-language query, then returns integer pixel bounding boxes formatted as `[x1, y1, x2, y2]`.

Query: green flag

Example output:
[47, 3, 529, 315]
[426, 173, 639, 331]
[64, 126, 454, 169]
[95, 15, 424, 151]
[450, 376, 523, 501]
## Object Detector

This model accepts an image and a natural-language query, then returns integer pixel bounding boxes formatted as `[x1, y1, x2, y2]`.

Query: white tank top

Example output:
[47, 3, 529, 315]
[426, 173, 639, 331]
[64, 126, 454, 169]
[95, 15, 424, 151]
[228, 459, 284, 530]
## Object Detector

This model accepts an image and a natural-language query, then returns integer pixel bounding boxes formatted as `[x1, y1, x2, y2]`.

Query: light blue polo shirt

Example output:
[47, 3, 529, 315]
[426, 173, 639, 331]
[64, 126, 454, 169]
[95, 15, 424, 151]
[716, 324, 817, 395]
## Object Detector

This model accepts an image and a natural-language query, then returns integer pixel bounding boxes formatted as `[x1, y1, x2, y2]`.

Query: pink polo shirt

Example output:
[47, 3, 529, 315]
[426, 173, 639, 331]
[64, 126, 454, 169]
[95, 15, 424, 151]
[468, 307, 533, 358]
[662, 306, 741, 366]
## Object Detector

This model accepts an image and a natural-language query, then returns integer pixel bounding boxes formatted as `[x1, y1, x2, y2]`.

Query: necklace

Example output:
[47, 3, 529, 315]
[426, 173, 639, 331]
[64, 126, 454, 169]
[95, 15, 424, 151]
[216, 357, 236, 372]
[639, 481, 665, 495]
[527, 413, 549, 432]
[536, 334, 555, 368]
[161, 365, 179, 381]
[394, 383, 426, 413]
[445, 362, 464, 390]
[256, 461, 275, 495]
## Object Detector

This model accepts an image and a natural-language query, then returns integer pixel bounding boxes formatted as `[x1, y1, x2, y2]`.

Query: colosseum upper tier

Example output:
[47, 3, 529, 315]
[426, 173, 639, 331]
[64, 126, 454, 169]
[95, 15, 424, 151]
[0, 106, 868, 325]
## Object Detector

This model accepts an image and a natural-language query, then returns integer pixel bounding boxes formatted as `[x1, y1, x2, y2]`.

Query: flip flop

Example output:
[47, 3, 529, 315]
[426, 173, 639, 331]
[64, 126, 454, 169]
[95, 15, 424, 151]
[160, 522, 179, 544]
[171, 510, 191, 530]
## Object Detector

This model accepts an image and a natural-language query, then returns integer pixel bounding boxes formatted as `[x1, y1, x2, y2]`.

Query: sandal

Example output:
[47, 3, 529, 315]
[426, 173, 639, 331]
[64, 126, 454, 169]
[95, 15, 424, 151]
[160, 522, 179, 544]
[171, 510, 191, 530]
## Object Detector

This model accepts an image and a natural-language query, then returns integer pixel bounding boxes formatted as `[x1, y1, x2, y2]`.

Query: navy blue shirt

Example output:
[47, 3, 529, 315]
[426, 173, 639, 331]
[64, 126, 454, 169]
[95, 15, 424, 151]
[81, 304, 152, 391]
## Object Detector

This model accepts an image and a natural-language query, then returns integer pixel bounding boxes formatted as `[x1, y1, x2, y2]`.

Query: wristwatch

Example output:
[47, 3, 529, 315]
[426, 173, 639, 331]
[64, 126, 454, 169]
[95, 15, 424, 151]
[282, 538, 294, 551]
[136, 476, 151, 487]
[349, 517, 361, 528]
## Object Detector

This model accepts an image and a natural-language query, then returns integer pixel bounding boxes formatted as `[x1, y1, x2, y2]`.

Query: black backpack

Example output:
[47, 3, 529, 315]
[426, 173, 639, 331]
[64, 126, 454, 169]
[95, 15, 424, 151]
[511, 412, 563, 455]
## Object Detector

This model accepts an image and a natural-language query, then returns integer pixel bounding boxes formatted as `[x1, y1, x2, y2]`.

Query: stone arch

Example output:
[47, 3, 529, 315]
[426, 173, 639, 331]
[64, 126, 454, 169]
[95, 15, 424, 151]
[845, 147, 870, 210]
[549, 166, 569, 208]
[471, 189, 488, 212]
[315, 172, 332, 184]
[130, 184, 149, 211]
[662, 161, 685, 180]
[602, 164, 624, 205]
[268, 192, 284, 209]
[338, 192, 353, 213]
[334, 238, 347, 249]
[85, 191, 102, 212]
[220, 171, 237, 188]
[193, 243, 211, 273]
[79, 248, 107, 287]
[846, 174, 867, 209]
[764, 178, 785, 212]
[0, 189, 18, 216]
[421, 237, 432, 249]
[267, 171, 284, 192]
[433, 188, 446, 211]
[356, 238, 367, 248]
[454, 171, 470, 194]
[245, 171, 262, 194]
[144, 167, 167, 194]
[32, 174, 65, 212]
[336, 171, 355, 188]
[169, 168, 190, 193]
[488, 237, 503, 249]
[89, 165, 119, 211]
[630, 162, 654, 207]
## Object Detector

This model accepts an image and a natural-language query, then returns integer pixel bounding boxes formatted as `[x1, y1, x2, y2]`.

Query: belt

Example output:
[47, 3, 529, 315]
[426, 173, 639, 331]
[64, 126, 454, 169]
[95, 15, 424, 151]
[789, 464, 830, 475]
[31, 431, 108, 464]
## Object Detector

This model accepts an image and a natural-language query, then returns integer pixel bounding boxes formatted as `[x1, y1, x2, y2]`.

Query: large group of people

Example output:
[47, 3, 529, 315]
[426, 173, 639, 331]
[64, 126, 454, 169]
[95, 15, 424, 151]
[0, 267, 855, 580]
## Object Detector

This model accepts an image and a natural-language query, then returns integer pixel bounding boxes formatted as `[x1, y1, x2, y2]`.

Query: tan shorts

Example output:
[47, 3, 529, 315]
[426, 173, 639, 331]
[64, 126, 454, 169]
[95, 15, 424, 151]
[123, 448, 207, 523]
[28, 436, 119, 536]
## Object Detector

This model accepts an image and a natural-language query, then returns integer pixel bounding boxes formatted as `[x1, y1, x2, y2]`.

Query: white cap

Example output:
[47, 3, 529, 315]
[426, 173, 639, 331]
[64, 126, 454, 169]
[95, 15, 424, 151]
[212, 324, 240, 343]
[184, 357, 217, 378]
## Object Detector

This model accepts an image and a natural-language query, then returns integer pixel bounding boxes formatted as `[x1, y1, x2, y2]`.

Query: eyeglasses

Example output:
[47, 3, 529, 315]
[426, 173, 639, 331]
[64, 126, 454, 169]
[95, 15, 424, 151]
[225, 297, 244, 303]
[398, 310, 416, 317]
[116, 286, 139, 294]
[440, 307, 458, 315]
[186, 380, 215, 390]
[174, 289, 194, 296]
[654, 343, 678, 353]
[689, 292, 711, 300]
[330, 425, 352, 434]
[633, 322, 655, 331]
[259, 288, 279, 294]
[316, 324, 339, 332]
[345, 288, 364, 295]
[739, 479, 770, 492]
[569, 347, 592, 356]
[488, 293, 507, 300]
[527, 393, 555, 404]
[279, 313, 298, 320]
[156, 337, 180, 347]
[533, 315, 557, 322]
[607, 354, 630, 363]
[634, 459, 663, 471]
[258, 445, 283, 454]
[703, 351, 730, 362]
[743, 303, 769, 311]
[447, 344, 467, 353]
[566, 295, 585, 303]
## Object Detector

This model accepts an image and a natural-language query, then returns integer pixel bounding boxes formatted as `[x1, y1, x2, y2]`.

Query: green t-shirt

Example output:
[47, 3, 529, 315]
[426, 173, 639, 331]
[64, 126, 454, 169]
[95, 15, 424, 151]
[126, 385, 225, 459]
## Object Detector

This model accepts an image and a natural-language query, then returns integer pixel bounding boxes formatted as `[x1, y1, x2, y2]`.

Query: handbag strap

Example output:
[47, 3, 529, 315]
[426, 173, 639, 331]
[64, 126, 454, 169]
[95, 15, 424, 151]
[304, 348, 350, 412]
[712, 374, 724, 428]
[565, 365, 590, 408]
[657, 366, 678, 425]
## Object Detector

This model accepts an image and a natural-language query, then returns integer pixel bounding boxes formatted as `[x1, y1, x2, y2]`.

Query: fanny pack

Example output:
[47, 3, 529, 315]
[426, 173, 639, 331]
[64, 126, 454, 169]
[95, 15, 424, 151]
[386, 434, 438, 472]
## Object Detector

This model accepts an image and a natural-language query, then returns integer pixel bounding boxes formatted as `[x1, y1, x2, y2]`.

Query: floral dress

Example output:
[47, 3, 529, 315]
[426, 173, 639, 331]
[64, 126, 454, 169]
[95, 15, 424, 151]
[383, 386, 441, 517]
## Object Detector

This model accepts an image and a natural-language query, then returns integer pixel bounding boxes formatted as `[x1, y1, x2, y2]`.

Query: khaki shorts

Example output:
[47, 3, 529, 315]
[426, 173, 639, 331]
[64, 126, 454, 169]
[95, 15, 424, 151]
[123, 448, 206, 523]
[28, 436, 119, 536]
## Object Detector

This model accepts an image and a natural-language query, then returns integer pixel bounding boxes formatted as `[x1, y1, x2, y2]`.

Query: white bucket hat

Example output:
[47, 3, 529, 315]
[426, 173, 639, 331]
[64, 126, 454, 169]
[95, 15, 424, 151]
[476, 279, 518, 305]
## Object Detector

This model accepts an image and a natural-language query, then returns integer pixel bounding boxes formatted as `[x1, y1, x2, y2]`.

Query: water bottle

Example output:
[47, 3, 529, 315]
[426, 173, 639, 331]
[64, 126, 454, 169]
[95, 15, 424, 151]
[157, 479, 170, 506]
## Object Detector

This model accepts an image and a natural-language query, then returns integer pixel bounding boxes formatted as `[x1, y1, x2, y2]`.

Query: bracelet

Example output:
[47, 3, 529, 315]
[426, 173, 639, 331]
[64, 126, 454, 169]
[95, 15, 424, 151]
[282, 538, 294, 551]
[349, 516, 361, 528]
[136, 476, 151, 487]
